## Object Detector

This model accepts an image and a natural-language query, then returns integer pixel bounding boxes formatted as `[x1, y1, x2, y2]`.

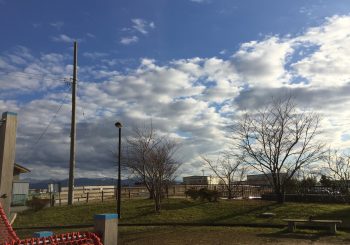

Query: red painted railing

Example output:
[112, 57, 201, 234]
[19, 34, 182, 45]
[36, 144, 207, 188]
[0, 203, 102, 245]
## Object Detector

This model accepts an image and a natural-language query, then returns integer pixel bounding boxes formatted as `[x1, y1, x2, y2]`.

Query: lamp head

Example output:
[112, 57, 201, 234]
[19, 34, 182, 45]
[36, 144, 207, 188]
[115, 121, 122, 128]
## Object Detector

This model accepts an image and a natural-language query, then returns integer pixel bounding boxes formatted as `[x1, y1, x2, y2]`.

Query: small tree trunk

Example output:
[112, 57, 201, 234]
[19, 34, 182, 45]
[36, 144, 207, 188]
[155, 195, 161, 213]
[154, 188, 162, 213]
[227, 188, 232, 199]
[149, 188, 154, 199]
[276, 191, 285, 203]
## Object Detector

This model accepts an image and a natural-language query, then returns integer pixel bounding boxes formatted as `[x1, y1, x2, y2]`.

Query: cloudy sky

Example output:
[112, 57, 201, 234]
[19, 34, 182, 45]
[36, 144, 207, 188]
[1, 0, 350, 180]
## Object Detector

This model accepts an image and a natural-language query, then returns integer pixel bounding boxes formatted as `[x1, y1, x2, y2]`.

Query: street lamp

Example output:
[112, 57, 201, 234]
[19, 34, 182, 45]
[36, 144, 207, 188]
[115, 121, 122, 217]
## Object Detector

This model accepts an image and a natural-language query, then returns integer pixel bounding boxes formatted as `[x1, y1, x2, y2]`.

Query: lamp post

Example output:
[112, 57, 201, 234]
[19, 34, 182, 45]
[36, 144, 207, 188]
[115, 121, 122, 217]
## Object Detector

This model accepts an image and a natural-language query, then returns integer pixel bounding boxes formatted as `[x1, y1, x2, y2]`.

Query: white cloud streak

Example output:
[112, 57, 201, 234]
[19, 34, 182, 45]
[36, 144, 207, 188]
[51, 34, 80, 43]
[50, 21, 64, 30]
[131, 18, 155, 35]
[120, 36, 139, 45]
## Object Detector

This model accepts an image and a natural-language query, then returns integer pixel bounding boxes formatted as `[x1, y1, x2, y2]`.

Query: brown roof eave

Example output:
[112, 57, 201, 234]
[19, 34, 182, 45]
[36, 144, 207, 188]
[14, 163, 31, 173]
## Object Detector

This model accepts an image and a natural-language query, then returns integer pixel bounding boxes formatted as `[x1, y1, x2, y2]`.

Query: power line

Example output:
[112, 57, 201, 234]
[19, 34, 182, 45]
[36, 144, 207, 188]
[32, 87, 71, 148]
[0, 70, 67, 79]
[0, 72, 69, 83]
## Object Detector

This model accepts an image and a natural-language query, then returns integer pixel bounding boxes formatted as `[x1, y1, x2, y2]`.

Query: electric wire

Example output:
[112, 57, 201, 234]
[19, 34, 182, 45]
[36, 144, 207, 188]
[0, 72, 69, 83]
[32, 86, 71, 148]
[0, 70, 67, 78]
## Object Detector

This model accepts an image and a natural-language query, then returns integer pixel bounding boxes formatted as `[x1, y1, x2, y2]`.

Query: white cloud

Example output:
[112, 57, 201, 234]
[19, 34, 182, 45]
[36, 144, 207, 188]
[51, 34, 78, 43]
[219, 49, 227, 55]
[291, 15, 350, 87]
[190, 0, 210, 3]
[120, 36, 139, 45]
[232, 37, 293, 88]
[32, 23, 42, 28]
[83, 52, 108, 59]
[86, 33, 96, 38]
[131, 18, 155, 35]
[0, 49, 69, 94]
[50, 21, 64, 30]
[4, 15, 350, 179]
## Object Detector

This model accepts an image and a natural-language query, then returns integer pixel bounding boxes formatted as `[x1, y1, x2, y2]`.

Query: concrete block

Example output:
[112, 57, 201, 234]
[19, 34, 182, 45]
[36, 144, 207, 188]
[33, 231, 54, 238]
[94, 213, 118, 245]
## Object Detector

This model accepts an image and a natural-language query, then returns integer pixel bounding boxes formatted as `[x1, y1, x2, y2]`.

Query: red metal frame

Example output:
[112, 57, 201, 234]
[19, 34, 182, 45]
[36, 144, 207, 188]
[0, 203, 102, 245]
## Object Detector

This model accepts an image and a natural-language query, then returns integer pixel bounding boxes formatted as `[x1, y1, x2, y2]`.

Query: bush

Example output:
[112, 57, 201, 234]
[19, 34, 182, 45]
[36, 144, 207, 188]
[185, 188, 200, 200]
[185, 188, 219, 202]
[26, 197, 51, 211]
[198, 188, 219, 202]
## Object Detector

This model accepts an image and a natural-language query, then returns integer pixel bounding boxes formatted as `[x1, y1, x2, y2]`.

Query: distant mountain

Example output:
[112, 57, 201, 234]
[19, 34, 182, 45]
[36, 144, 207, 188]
[25, 178, 137, 189]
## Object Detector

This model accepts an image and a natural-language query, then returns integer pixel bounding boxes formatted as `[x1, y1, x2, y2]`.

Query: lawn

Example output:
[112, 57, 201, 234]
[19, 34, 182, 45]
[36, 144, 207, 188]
[13, 199, 350, 244]
[13, 198, 350, 228]
[14, 226, 350, 244]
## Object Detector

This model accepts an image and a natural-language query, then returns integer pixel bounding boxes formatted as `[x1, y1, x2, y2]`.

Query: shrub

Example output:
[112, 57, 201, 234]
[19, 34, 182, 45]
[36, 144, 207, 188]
[185, 188, 200, 200]
[198, 188, 219, 202]
[185, 188, 219, 202]
[26, 197, 51, 211]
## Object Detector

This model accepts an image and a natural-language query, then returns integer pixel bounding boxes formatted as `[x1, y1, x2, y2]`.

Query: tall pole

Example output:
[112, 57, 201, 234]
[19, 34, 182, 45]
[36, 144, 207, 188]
[115, 122, 122, 216]
[68, 41, 77, 205]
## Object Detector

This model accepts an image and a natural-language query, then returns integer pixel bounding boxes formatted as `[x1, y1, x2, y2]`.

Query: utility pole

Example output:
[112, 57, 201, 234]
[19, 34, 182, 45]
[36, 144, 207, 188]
[68, 41, 77, 205]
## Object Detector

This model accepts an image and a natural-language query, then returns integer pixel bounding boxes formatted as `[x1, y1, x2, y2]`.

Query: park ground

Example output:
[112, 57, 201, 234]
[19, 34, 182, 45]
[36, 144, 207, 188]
[13, 198, 350, 244]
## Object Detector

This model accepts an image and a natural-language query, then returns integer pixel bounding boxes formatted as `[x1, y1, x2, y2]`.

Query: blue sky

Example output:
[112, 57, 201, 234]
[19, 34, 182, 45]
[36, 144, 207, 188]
[2, 0, 349, 62]
[2, 0, 350, 180]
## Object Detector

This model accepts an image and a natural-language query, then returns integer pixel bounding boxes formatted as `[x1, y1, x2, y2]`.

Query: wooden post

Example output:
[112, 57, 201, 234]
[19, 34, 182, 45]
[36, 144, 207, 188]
[86, 192, 89, 203]
[0, 112, 17, 218]
[59, 190, 61, 206]
[330, 223, 337, 234]
[68, 41, 78, 205]
[102, 191, 104, 202]
[287, 221, 296, 232]
[49, 191, 52, 207]
[51, 193, 55, 207]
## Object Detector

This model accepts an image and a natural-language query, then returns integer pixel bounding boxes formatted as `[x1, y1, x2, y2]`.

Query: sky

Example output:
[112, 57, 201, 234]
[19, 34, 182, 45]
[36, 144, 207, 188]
[1, 0, 350, 180]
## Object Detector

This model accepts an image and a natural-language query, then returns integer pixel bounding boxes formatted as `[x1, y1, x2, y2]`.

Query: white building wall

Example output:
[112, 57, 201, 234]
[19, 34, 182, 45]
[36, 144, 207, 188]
[12, 182, 29, 195]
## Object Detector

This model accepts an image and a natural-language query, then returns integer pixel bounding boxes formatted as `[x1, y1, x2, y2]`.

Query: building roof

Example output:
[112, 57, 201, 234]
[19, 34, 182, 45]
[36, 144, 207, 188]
[14, 163, 30, 173]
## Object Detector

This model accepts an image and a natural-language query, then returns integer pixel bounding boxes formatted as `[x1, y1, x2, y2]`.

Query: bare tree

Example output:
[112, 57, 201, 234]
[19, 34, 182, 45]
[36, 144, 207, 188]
[323, 149, 350, 194]
[124, 124, 181, 213]
[233, 96, 324, 203]
[202, 155, 246, 199]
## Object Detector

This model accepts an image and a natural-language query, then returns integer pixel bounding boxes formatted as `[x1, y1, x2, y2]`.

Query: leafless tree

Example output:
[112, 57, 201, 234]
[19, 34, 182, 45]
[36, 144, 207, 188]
[202, 154, 246, 199]
[323, 149, 350, 194]
[124, 124, 181, 213]
[233, 96, 324, 203]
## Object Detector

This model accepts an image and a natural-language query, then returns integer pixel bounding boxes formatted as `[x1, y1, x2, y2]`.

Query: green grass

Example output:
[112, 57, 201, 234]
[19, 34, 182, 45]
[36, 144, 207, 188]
[13, 198, 350, 228]
[17, 226, 350, 244]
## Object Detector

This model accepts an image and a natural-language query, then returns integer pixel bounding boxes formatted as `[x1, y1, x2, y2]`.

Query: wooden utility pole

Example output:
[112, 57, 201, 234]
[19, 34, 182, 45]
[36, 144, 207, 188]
[68, 41, 77, 205]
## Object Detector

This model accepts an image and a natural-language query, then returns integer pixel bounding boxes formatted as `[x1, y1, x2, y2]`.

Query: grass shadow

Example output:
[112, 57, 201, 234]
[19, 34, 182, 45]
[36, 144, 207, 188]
[201, 202, 280, 224]
[313, 206, 350, 228]
[161, 199, 207, 211]
[257, 228, 338, 242]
